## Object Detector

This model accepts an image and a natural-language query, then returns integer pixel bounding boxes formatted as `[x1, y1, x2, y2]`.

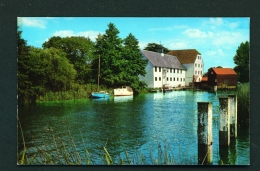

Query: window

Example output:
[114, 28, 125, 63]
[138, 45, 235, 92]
[155, 67, 157, 72]
[167, 77, 168, 81]
[215, 79, 217, 82]
[177, 69, 179, 73]
[195, 70, 197, 74]
[211, 71, 213, 74]
[170, 77, 172, 81]
[177, 77, 179, 81]
[159, 77, 161, 81]
[183, 78, 185, 81]
[170, 68, 172, 73]
[159, 67, 161, 72]
[174, 69, 175, 73]
[180, 70, 182, 74]
[155, 77, 157, 81]
[181, 78, 182, 82]
[198, 64, 200, 67]
[174, 77, 175, 81]
[195, 63, 197, 67]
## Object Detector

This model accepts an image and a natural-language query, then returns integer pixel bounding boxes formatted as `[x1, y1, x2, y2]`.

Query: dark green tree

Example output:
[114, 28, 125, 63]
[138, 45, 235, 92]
[17, 28, 31, 104]
[144, 43, 170, 54]
[29, 47, 77, 92]
[121, 33, 148, 92]
[93, 23, 123, 87]
[233, 41, 249, 83]
[43, 36, 95, 84]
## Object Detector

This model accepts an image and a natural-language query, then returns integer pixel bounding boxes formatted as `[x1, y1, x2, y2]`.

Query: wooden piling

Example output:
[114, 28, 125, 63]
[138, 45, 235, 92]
[219, 97, 230, 146]
[198, 102, 213, 165]
[228, 95, 237, 138]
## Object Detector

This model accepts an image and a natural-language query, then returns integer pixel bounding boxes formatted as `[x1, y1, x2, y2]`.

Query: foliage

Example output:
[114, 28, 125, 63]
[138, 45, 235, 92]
[143, 43, 170, 54]
[18, 29, 77, 104]
[43, 36, 95, 84]
[236, 83, 250, 127]
[233, 41, 249, 83]
[93, 23, 148, 93]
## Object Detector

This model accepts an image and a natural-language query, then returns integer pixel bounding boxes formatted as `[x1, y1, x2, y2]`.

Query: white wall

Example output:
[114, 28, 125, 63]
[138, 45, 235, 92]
[194, 55, 204, 82]
[183, 63, 194, 86]
[139, 61, 154, 88]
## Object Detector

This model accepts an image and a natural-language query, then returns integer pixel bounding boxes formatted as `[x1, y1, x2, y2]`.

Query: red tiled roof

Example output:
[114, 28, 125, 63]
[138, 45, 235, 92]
[202, 77, 208, 81]
[212, 68, 237, 75]
[168, 49, 201, 64]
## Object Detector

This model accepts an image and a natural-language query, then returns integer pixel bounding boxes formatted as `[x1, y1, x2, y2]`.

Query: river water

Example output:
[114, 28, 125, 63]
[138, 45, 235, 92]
[18, 90, 249, 165]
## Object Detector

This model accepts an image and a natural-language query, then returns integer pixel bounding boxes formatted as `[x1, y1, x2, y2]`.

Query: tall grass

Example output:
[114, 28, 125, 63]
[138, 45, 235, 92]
[236, 83, 250, 127]
[17, 119, 197, 165]
[38, 83, 113, 102]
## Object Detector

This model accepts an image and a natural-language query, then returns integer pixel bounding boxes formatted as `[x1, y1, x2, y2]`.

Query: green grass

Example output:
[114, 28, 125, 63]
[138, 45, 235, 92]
[236, 83, 250, 127]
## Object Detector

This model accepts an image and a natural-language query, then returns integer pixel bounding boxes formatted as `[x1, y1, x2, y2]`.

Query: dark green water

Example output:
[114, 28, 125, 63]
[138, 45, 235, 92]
[18, 91, 249, 165]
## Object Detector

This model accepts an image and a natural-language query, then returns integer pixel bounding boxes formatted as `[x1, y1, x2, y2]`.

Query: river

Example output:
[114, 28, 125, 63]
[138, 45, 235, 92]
[18, 90, 249, 165]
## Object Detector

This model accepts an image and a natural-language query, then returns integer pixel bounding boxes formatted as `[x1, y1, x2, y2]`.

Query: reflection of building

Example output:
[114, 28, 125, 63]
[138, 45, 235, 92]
[168, 49, 204, 86]
[208, 68, 237, 87]
[140, 50, 186, 88]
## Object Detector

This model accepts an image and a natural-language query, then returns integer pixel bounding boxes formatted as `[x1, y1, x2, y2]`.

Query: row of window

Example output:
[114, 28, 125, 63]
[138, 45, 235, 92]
[155, 77, 185, 82]
[195, 70, 203, 75]
[195, 63, 203, 68]
[155, 67, 183, 74]
[197, 56, 202, 60]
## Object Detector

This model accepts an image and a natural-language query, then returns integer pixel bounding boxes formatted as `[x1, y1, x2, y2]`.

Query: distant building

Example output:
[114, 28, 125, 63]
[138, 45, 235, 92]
[208, 68, 237, 87]
[139, 50, 186, 88]
[168, 49, 204, 86]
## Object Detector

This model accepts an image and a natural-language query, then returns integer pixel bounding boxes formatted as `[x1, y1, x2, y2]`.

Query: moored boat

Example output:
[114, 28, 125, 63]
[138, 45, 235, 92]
[91, 55, 110, 98]
[91, 91, 110, 98]
[114, 86, 133, 96]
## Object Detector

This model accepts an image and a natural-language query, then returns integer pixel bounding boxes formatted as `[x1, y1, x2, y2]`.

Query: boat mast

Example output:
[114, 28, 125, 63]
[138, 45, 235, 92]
[98, 55, 100, 91]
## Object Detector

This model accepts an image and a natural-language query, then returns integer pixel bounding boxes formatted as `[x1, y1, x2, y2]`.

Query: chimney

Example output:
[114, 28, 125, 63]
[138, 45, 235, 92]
[161, 48, 164, 57]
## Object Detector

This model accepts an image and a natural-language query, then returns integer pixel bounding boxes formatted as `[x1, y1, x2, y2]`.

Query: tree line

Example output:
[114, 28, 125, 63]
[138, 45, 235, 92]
[18, 23, 148, 104]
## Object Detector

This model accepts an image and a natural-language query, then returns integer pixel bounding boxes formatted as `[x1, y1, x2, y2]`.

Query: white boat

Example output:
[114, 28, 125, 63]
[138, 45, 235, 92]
[114, 86, 133, 96]
[91, 55, 110, 98]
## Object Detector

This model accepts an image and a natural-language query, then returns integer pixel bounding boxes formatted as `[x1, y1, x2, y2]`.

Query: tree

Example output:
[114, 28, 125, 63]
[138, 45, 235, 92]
[93, 23, 123, 87]
[233, 41, 249, 83]
[18, 28, 34, 104]
[121, 33, 148, 92]
[29, 47, 77, 92]
[143, 43, 170, 54]
[43, 36, 95, 84]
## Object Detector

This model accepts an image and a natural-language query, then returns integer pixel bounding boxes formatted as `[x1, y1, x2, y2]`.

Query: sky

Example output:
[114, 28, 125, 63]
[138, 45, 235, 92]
[18, 17, 249, 72]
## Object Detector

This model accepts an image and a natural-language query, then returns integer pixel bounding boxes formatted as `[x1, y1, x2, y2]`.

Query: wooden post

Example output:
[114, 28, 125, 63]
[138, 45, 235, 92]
[219, 97, 230, 146]
[198, 102, 213, 165]
[228, 95, 237, 138]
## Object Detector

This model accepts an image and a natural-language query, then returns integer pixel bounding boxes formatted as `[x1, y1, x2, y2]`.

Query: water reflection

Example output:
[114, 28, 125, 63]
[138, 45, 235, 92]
[18, 91, 249, 165]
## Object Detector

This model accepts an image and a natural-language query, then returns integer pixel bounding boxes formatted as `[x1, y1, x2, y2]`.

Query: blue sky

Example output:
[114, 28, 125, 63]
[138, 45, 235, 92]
[18, 17, 249, 71]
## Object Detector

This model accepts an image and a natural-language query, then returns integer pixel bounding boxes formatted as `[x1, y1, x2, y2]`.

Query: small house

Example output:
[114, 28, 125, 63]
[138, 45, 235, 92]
[168, 49, 204, 86]
[139, 50, 187, 88]
[208, 68, 237, 87]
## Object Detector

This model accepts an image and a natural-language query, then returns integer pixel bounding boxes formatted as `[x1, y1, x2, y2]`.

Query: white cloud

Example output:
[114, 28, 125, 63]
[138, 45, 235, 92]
[19, 17, 46, 29]
[168, 41, 188, 49]
[182, 29, 207, 38]
[229, 22, 239, 29]
[53, 30, 102, 41]
[209, 18, 224, 26]
[138, 41, 149, 49]
[53, 30, 74, 37]
[217, 49, 225, 56]
[148, 25, 188, 31]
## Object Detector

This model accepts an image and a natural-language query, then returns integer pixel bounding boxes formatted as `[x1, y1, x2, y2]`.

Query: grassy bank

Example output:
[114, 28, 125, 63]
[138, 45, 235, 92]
[37, 83, 113, 102]
[236, 83, 250, 127]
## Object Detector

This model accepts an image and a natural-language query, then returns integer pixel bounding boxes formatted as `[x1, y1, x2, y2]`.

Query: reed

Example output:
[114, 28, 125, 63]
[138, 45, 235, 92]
[236, 83, 249, 127]
[18, 120, 198, 165]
